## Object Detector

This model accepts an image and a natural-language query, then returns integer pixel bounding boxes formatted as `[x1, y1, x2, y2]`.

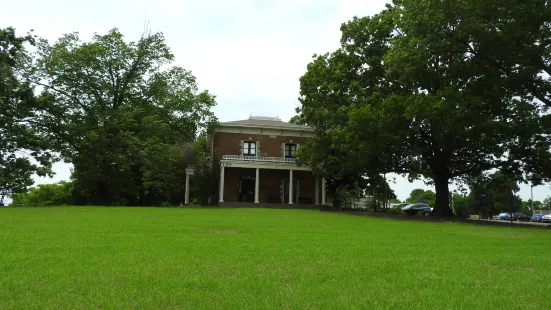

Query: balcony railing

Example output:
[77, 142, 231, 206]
[222, 155, 296, 163]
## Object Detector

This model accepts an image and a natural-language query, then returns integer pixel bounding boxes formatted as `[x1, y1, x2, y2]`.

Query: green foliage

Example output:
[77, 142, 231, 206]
[363, 174, 397, 209]
[451, 193, 469, 217]
[10, 181, 72, 206]
[296, 2, 551, 216]
[332, 182, 362, 211]
[192, 134, 220, 205]
[542, 197, 551, 210]
[19, 29, 216, 206]
[0, 27, 53, 204]
[384, 207, 405, 215]
[466, 171, 522, 217]
[406, 189, 436, 207]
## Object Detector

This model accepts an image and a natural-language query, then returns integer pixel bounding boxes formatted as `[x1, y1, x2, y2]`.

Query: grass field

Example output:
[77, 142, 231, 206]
[1, 207, 550, 309]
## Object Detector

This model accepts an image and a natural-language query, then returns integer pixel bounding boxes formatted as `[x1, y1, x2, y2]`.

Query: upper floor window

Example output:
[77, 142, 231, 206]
[243, 141, 256, 156]
[285, 143, 297, 158]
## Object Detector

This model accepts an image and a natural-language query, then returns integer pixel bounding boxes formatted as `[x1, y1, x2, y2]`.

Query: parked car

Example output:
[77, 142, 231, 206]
[531, 214, 544, 222]
[510, 213, 531, 222]
[492, 214, 504, 220]
[391, 203, 409, 209]
[542, 214, 551, 223]
[401, 203, 432, 216]
[499, 213, 512, 220]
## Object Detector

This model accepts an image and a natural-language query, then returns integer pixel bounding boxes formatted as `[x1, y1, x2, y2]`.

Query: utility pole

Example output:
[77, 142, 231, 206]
[450, 191, 454, 215]
[530, 185, 534, 216]
[510, 189, 514, 224]
[383, 173, 388, 209]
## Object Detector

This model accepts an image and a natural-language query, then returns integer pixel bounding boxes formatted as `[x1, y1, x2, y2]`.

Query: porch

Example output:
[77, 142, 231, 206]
[218, 165, 327, 205]
[184, 156, 328, 206]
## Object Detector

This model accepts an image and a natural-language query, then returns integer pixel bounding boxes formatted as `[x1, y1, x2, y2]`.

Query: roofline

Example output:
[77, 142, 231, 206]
[217, 123, 315, 132]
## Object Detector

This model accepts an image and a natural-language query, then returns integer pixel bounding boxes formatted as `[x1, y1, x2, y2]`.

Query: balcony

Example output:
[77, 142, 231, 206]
[222, 155, 296, 163]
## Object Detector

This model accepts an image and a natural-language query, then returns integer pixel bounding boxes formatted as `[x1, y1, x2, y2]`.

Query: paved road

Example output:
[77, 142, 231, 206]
[479, 219, 551, 227]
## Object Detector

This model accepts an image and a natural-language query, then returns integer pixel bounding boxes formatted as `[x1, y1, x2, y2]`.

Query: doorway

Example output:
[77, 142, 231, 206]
[239, 178, 255, 202]
[283, 180, 299, 204]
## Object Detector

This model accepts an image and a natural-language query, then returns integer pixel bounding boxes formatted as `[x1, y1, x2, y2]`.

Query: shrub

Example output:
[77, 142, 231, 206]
[10, 181, 73, 206]
[385, 208, 405, 215]
[333, 183, 362, 210]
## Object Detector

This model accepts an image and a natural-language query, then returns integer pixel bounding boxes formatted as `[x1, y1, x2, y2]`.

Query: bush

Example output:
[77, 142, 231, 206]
[385, 208, 405, 215]
[333, 183, 362, 210]
[10, 181, 73, 206]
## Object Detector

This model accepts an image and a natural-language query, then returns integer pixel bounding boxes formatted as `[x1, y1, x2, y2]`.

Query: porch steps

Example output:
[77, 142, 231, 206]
[219, 202, 320, 209]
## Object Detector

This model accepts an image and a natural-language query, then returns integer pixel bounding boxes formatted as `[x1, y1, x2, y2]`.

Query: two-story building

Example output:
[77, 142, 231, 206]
[184, 115, 327, 206]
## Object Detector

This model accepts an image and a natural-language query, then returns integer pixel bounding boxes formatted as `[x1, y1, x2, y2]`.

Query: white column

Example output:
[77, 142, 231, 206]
[185, 173, 190, 204]
[255, 168, 260, 203]
[219, 165, 225, 203]
[315, 177, 319, 205]
[321, 177, 327, 205]
[288, 170, 294, 204]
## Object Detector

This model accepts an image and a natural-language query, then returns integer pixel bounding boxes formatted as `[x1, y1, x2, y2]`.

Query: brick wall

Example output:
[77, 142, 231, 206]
[213, 132, 310, 157]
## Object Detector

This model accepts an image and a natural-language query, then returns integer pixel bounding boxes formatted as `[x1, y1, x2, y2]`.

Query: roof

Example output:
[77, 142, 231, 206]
[218, 116, 313, 131]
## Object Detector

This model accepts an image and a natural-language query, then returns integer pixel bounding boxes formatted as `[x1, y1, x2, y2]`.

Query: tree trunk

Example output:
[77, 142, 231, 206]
[433, 175, 454, 216]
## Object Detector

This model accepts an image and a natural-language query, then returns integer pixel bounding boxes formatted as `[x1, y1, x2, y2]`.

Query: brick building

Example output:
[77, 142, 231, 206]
[185, 116, 327, 205]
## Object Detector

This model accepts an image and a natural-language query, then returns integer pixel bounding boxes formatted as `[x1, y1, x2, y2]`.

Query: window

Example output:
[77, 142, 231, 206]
[285, 143, 297, 158]
[243, 141, 256, 156]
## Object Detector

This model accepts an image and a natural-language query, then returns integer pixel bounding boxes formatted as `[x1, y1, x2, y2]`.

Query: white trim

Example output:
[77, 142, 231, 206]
[223, 155, 296, 163]
[215, 126, 315, 138]
[221, 160, 310, 171]
[217, 123, 314, 132]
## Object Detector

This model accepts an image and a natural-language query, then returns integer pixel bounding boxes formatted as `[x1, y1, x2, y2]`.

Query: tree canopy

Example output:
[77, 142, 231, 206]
[16, 29, 216, 205]
[0, 27, 53, 204]
[296, 0, 551, 216]
[406, 189, 436, 207]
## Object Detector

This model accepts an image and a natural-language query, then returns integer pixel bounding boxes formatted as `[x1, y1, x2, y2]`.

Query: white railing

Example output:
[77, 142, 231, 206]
[222, 155, 296, 163]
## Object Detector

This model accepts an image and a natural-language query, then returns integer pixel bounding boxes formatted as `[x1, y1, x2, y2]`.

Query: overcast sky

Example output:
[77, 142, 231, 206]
[2, 0, 550, 202]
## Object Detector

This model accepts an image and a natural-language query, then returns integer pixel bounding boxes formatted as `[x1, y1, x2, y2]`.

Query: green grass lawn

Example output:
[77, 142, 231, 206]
[1, 207, 550, 309]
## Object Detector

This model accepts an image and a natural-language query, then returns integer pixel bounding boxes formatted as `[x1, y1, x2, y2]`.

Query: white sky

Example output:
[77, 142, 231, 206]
[2, 0, 550, 203]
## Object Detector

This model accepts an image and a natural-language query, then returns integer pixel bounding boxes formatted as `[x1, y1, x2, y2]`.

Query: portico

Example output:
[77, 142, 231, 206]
[215, 156, 326, 205]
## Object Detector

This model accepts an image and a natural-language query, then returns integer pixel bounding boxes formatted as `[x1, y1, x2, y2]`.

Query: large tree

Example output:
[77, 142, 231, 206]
[297, 3, 551, 216]
[18, 29, 216, 205]
[0, 27, 53, 204]
[397, 0, 551, 110]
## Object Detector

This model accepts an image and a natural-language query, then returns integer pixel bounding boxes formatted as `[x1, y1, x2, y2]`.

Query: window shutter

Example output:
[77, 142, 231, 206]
[240, 140, 244, 156]
[282, 143, 285, 157]
[256, 141, 260, 157]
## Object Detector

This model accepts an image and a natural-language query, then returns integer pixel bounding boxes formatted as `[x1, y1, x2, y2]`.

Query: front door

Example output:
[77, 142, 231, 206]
[283, 180, 298, 204]
[239, 178, 255, 202]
